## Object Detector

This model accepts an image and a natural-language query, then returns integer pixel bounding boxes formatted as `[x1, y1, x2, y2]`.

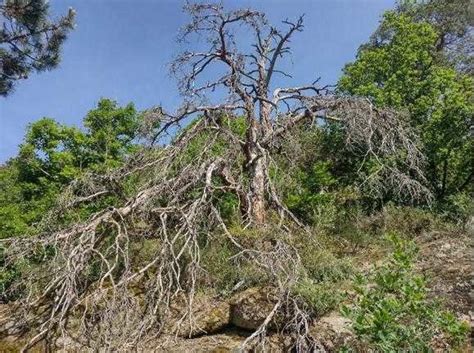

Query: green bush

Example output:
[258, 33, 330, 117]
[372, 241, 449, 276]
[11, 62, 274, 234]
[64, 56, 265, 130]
[0, 261, 21, 302]
[293, 278, 344, 317]
[342, 234, 469, 352]
[200, 237, 267, 295]
[297, 240, 354, 283]
[283, 158, 360, 230]
[360, 205, 449, 238]
[435, 192, 474, 224]
[289, 230, 354, 317]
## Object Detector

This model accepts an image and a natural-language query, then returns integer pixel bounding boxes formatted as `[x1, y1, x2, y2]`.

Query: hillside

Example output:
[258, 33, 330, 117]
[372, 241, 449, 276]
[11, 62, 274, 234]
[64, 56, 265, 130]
[0, 1, 473, 352]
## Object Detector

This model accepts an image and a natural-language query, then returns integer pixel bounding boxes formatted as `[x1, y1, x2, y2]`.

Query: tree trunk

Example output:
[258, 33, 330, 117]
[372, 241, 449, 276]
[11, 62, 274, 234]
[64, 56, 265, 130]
[245, 120, 266, 225]
[249, 155, 266, 224]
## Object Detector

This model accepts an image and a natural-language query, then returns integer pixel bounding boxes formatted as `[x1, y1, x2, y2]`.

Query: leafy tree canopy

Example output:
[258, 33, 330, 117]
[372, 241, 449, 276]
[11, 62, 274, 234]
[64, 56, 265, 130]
[338, 12, 474, 202]
[396, 0, 473, 74]
[0, 98, 140, 238]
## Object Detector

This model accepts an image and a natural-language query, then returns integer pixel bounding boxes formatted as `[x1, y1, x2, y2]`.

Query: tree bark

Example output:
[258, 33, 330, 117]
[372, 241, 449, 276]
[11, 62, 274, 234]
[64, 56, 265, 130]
[249, 155, 266, 224]
[245, 120, 266, 225]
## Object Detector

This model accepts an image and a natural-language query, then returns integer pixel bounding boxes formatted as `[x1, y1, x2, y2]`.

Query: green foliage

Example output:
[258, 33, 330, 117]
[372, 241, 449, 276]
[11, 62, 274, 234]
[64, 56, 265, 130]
[200, 237, 265, 295]
[436, 192, 474, 223]
[200, 240, 239, 293]
[368, 205, 447, 237]
[215, 191, 240, 223]
[342, 234, 469, 352]
[291, 231, 354, 316]
[277, 125, 364, 228]
[18, 117, 85, 184]
[174, 115, 246, 223]
[0, 99, 141, 301]
[83, 99, 141, 170]
[0, 99, 140, 240]
[296, 235, 354, 283]
[293, 278, 344, 316]
[17, 99, 139, 181]
[0, 0, 76, 95]
[178, 115, 246, 165]
[0, 242, 56, 302]
[338, 11, 474, 208]
[0, 247, 21, 302]
[284, 161, 336, 218]
[396, 0, 473, 74]
[0, 165, 30, 236]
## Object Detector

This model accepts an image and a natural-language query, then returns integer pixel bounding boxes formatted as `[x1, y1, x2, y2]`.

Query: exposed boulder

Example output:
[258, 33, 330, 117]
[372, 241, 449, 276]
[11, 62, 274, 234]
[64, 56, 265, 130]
[229, 287, 281, 331]
[165, 295, 230, 338]
[309, 311, 355, 351]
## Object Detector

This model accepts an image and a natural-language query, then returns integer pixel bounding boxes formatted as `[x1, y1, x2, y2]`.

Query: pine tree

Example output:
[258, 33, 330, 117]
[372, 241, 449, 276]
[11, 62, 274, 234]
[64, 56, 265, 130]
[0, 0, 75, 96]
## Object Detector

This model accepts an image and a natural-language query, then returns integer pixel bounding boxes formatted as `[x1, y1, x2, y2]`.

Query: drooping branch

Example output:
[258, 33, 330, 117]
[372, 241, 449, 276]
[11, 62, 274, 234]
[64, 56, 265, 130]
[164, 2, 431, 223]
[2, 120, 245, 349]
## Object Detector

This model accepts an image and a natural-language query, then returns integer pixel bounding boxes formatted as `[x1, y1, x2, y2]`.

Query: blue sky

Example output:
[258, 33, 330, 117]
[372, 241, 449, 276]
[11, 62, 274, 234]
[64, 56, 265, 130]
[0, 0, 394, 163]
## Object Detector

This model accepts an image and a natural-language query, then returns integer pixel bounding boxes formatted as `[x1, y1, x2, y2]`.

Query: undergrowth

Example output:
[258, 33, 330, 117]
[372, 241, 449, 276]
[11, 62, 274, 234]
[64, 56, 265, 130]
[341, 234, 469, 352]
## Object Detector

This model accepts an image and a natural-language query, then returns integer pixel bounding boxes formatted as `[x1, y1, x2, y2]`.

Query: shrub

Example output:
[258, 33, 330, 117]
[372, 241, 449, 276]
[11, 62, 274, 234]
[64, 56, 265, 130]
[297, 241, 354, 283]
[342, 234, 469, 351]
[293, 278, 344, 317]
[200, 237, 266, 295]
[436, 192, 474, 224]
[360, 205, 449, 238]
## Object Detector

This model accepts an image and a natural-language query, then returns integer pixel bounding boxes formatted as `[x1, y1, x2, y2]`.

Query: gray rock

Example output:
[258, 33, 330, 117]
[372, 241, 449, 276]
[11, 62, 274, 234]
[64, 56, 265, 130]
[229, 287, 280, 331]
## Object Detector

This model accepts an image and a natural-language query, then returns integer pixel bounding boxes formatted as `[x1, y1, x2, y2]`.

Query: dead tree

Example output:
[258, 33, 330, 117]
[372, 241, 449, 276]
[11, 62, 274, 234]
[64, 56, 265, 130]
[155, 2, 428, 225]
[0, 2, 430, 351]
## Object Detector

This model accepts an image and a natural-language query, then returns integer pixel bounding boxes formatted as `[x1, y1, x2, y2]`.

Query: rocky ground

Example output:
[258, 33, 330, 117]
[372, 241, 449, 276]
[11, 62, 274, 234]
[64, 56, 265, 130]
[416, 228, 474, 352]
[153, 228, 474, 352]
[149, 228, 474, 352]
[1, 227, 472, 352]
